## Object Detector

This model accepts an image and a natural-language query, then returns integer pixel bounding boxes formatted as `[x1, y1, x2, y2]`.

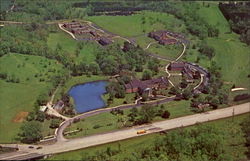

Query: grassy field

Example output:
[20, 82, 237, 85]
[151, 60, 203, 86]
[184, 3, 250, 89]
[87, 11, 183, 37]
[0, 54, 65, 143]
[48, 113, 249, 160]
[47, 31, 100, 64]
[102, 93, 135, 107]
[147, 43, 183, 60]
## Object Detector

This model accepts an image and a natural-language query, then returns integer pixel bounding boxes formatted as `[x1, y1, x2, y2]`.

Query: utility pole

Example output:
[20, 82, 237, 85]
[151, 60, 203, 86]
[232, 108, 235, 122]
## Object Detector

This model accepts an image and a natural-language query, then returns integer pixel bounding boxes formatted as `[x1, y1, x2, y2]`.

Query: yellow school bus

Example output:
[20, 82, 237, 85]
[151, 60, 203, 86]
[137, 129, 146, 134]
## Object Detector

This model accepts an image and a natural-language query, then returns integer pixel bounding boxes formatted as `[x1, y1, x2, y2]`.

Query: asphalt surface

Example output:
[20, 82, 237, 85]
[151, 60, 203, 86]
[1, 102, 249, 160]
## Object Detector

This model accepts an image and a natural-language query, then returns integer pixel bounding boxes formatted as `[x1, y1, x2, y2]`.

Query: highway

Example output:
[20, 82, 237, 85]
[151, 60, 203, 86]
[1, 102, 249, 160]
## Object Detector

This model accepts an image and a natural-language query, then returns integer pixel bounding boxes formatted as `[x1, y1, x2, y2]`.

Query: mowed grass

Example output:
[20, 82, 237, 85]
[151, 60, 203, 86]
[87, 11, 179, 37]
[147, 43, 183, 60]
[47, 31, 99, 64]
[197, 3, 250, 88]
[0, 54, 64, 143]
[197, 3, 230, 33]
[48, 113, 249, 160]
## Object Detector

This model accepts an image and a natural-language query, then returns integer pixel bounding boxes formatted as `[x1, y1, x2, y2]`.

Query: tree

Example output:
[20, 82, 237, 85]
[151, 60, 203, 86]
[18, 121, 42, 143]
[50, 119, 61, 129]
[26, 111, 35, 121]
[36, 111, 45, 122]
[182, 88, 192, 100]
[136, 105, 156, 124]
[141, 92, 148, 101]
[128, 107, 139, 122]
[147, 59, 160, 74]
[89, 62, 100, 75]
[161, 110, 170, 119]
[169, 86, 181, 95]
[210, 97, 219, 109]
[36, 93, 48, 106]
[142, 69, 152, 80]
[106, 82, 125, 98]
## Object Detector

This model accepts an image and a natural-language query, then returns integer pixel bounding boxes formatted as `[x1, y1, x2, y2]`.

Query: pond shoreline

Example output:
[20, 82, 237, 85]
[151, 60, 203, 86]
[68, 80, 109, 113]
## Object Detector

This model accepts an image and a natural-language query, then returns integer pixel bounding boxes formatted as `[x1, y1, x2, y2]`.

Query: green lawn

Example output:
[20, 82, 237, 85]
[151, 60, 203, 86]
[0, 54, 65, 143]
[87, 11, 180, 37]
[103, 93, 135, 107]
[47, 31, 100, 64]
[48, 113, 249, 160]
[147, 43, 183, 60]
[197, 3, 230, 33]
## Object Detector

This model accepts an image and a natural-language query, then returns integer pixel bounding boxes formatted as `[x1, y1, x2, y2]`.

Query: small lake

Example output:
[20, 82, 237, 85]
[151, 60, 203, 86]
[68, 81, 107, 113]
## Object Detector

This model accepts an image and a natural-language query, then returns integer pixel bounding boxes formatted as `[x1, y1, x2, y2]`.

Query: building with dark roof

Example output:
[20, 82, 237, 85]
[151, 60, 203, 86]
[125, 77, 168, 93]
[168, 62, 185, 71]
[98, 37, 112, 46]
[54, 100, 64, 112]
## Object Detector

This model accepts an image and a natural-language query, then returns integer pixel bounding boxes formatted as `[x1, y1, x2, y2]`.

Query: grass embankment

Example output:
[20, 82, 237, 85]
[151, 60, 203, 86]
[0, 54, 64, 143]
[63, 100, 192, 139]
[48, 113, 250, 160]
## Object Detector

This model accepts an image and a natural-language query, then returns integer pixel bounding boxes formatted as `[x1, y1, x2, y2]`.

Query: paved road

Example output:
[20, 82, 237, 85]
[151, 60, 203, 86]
[56, 96, 177, 142]
[1, 102, 249, 160]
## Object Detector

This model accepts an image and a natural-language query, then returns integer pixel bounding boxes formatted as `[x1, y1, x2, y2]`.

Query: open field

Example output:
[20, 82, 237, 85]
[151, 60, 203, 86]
[47, 31, 100, 64]
[0, 54, 65, 143]
[48, 113, 249, 160]
[87, 11, 183, 37]
[147, 43, 183, 60]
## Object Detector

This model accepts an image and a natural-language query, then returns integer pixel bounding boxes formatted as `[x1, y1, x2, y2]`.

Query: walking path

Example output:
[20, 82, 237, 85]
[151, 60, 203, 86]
[58, 23, 77, 40]
[144, 41, 157, 50]
[1, 102, 249, 160]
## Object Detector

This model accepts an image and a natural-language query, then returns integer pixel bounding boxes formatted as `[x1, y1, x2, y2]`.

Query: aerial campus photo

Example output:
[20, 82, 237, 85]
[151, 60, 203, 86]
[0, 0, 250, 160]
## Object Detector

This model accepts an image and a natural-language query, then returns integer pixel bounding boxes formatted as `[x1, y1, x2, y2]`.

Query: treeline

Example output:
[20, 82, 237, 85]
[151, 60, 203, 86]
[81, 125, 235, 161]
[73, 1, 145, 15]
[219, 2, 250, 45]
[0, 0, 92, 21]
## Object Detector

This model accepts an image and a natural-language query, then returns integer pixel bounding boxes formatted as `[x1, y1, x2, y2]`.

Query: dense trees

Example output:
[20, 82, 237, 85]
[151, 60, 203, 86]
[50, 119, 61, 129]
[142, 69, 152, 80]
[81, 124, 235, 161]
[96, 43, 148, 76]
[219, 2, 250, 45]
[198, 41, 216, 59]
[106, 82, 125, 99]
[241, 117, 250, 159]
[18, 121, 42, 144]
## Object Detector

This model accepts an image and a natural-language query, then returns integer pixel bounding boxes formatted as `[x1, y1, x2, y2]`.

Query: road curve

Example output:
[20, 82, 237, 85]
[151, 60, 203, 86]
[1, 102, 249, 160]
[56, 96, 176, 142]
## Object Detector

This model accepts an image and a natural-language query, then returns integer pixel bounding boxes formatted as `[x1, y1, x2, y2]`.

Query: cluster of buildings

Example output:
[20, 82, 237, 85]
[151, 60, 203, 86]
[125, 77, 169, 93]
[124, 61, 209, 95]
[62, 21, 113, 46]
[168, 62, 200, 81]
[148, 30, 188, 45]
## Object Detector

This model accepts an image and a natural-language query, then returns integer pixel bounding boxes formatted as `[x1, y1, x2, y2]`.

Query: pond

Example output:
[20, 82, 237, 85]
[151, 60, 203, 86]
[68, 81, 107, 113]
